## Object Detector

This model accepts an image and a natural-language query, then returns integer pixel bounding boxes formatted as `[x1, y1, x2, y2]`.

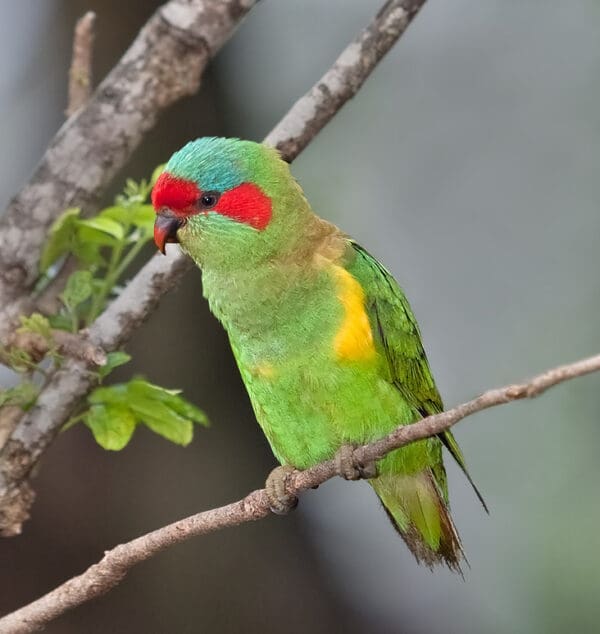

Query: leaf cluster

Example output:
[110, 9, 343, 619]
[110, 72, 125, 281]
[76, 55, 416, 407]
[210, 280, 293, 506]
[60, 352, 209, 450]
[39, 177, 156, 330]
[2, 167, 210, 452]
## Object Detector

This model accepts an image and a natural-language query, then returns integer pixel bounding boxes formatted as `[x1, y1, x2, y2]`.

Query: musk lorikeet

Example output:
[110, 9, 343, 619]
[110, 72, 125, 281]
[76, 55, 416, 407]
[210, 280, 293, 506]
[152, 137, 485, 571]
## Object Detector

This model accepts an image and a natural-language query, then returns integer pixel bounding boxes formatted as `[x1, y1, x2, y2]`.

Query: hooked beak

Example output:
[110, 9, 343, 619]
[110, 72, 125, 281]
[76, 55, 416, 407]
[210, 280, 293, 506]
[154, 210, 183, 254]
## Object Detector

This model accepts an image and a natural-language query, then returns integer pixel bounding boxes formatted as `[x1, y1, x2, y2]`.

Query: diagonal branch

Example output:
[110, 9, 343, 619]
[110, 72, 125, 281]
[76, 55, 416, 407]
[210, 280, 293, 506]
[1, 352, 598, 633]
[0, 0, 429, 537]
[66, 11, 96, 116]
[264, 0, 425, 159]
[0, 0, 257, 342]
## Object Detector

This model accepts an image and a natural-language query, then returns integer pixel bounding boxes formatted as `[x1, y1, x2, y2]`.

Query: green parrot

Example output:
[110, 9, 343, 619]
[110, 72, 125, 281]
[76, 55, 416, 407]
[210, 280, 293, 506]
[152, 137, 485, 571]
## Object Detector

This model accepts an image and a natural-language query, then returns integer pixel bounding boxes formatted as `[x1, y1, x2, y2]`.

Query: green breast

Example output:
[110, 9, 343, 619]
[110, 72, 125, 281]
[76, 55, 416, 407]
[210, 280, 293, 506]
[203, 262, 415, 468]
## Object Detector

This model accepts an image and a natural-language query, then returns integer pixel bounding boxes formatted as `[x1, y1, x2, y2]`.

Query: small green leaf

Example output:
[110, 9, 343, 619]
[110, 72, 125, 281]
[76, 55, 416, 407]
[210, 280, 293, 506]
[137, 403, 193, 446]
[88, 383, 129, 406]
[77, 217, 125, 241]
[84, 404, 136, 450]
[129, 205, 155, 232]
[72, 239, 104, 267]
[127, 379, 177, 399]
[17, 313, 52, 340]
[61, 270, 93, 309]
[39, 208, 81, 273]
[83, 378, 206, 449]
[98, 351, 131, 379]
[98, 205, 131, 226]
[48, 313, 75, 331]
[76, 225, 118, 248]
[165, 396, 209, 427]
[0, 382, 38, 409]
[5, 348, 34, 373]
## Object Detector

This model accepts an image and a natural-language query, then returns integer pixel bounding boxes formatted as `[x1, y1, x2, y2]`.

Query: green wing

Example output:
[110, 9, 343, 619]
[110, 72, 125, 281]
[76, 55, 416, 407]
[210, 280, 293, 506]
[348, 241, 487, 511]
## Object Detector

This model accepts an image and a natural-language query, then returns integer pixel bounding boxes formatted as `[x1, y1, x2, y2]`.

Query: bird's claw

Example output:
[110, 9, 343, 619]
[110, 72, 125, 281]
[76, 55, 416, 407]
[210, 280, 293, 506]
[335, 443, 377, 481]
[265, 465, 298, 515]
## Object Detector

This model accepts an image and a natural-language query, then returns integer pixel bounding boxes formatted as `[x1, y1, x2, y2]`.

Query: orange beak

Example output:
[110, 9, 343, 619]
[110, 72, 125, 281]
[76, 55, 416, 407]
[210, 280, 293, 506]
[154, 210, 183, 254]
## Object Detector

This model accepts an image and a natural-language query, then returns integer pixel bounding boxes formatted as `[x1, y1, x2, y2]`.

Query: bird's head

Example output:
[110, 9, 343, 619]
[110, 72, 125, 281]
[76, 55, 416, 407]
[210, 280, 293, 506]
[152, 137, 309, 269]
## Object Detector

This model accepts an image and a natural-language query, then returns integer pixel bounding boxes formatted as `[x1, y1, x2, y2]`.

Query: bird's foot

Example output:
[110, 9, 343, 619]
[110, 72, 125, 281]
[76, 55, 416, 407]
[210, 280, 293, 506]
[265, 465, 299, 515]
[334, 444, 377, 481]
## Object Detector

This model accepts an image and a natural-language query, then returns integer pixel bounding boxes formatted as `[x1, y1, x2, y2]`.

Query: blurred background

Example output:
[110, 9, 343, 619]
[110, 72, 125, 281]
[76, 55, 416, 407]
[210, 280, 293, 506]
[1, 1, 600, 632]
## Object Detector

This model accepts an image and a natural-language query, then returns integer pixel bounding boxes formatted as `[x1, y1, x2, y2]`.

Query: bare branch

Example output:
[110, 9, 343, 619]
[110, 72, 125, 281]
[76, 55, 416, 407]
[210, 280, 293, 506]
[0, 0, 426, 536]
[0, 0, 257, 340]
[264, 0, 427, 160]
[66, 12, 96, 116]
[1, 352, 598, 633]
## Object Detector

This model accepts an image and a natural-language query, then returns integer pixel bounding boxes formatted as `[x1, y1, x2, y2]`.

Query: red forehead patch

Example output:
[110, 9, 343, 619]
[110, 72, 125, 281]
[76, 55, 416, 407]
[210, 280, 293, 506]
[152, 172, 200, 214]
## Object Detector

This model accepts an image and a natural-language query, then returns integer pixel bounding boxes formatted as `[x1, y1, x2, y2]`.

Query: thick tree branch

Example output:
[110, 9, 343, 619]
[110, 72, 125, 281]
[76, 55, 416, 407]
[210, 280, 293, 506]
[66, 12, 96, 116]
[0, 0, 257, 341]
[0, 0, 427, 536]
[1, 352, 598, 633]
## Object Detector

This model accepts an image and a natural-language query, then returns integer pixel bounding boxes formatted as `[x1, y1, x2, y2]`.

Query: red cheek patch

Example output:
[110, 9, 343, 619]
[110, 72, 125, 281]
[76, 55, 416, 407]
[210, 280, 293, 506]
[214, 183, 272, 230]
[152, 173, 200, 216]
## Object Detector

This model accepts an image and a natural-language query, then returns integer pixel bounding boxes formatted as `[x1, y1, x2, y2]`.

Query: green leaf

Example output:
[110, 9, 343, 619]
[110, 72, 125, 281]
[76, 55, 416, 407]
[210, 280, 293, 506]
[61, 270, 93, 309]
[127, 378, 178, 399]
[39, 208, 81, 273]
[98, 205, 131, 226]
[72, 239, 104, 267]
[165, 396, 209, 427]
[127, 379, 208, 426]
[136, 403, 193, 446]
[17, 313, 52, 340]
[84, 378, 205, 449]
[5, 348, 34, 373]
[77, 217, 125, 241]
[98, 351, 131, 379]
[76, 225, 118, 248]
[128, 205, 155, 232]
[0, 382, 38, 409]
[48, 313, 73, 331]
[88, 383, 128, 406]
[84, 404, 136, 450]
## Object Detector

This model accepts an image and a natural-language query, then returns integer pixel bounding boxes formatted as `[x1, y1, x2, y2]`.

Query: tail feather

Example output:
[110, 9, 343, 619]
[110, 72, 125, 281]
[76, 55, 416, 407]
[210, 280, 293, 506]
[371, 469, 464, 573]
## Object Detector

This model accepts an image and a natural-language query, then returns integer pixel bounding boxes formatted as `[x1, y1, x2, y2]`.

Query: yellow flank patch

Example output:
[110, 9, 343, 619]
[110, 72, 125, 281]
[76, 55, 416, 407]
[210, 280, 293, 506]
[332, 266, 376, 362]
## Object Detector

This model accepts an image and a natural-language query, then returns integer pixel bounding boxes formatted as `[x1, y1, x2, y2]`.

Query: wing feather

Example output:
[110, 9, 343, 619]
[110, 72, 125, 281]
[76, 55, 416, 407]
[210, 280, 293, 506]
[347, 241, 486, 510]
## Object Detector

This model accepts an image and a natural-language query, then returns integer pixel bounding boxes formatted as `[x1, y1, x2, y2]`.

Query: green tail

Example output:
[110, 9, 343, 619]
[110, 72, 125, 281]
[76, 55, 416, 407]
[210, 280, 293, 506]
[371, 470, 464, 572]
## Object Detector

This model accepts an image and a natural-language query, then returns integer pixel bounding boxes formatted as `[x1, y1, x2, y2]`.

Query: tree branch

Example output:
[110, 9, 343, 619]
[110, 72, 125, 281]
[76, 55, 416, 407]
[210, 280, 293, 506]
[0, 0, 427, 536]
[264, 0, 425, 160]
[1, 352, 598, 633]
[66, 12, 96, 116]
[0, 0, 257, 341]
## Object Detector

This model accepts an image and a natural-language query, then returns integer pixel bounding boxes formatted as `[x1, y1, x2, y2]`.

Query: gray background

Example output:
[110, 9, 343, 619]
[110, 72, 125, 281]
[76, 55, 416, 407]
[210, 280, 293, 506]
[1, 1, 599, 632]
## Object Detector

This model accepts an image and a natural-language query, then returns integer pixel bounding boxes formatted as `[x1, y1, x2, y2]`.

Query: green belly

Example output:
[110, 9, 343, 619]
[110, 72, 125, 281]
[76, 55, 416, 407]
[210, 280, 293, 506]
[236, 351, 418, 470]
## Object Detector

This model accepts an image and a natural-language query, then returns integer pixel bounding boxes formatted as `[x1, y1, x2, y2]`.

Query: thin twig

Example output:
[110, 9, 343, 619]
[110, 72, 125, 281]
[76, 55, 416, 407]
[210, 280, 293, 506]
[1, 352, 598, 633]
[0, 0, 427, 536]
[66, 12, 96, 116]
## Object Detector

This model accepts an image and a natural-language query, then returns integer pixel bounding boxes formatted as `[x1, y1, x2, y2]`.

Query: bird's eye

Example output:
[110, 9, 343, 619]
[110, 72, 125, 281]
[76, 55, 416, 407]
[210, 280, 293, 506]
[199, 191, 220, 209]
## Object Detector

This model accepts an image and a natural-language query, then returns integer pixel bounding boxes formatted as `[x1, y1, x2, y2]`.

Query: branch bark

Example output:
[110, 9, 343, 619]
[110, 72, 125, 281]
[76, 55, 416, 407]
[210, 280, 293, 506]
[0, 0, 427, 536]
[1, 352, 598, 633]
[264, 0, 425, 160]
[0, 0, 257, 341]
[66, 12, 96, 116]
